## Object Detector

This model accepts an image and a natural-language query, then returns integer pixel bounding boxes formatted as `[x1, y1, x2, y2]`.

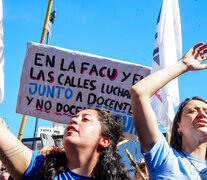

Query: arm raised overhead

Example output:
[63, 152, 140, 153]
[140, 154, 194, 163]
[131, 42, 207, 152]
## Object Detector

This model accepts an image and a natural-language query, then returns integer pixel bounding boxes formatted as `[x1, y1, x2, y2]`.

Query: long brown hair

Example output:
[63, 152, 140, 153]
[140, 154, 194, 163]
[94, 108, 130, 180]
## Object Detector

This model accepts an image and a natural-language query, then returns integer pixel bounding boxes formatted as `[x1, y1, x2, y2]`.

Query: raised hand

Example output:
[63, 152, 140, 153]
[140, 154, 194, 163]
[182, 42, 207, 71]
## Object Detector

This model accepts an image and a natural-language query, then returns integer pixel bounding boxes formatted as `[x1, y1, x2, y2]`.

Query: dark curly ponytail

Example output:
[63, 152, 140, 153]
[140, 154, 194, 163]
[38, 150, 67, 179]
[94, 108, 130, 180]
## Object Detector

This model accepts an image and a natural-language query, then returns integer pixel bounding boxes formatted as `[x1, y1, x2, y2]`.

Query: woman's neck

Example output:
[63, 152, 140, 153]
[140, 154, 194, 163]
[65, 146, 100, 177]
[182, 136, 207, 160]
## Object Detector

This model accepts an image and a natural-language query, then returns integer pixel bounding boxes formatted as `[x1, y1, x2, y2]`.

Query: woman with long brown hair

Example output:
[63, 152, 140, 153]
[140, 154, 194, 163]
[131, 42, 207, 179]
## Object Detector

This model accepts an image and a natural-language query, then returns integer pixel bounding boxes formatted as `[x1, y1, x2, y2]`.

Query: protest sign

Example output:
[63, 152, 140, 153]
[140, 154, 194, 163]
[17, 42, 151, 140]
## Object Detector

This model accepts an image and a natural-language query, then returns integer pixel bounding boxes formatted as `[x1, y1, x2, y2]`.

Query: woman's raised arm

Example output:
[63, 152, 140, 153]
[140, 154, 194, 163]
[131, 42, 207, 152]
[0, 118, 33, 180]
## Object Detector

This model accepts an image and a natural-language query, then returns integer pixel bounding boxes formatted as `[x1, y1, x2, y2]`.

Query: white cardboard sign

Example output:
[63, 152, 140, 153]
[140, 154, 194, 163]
[16, 42, 151, 140]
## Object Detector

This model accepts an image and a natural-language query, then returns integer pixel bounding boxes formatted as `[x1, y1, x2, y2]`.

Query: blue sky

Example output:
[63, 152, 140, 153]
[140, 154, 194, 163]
[0, 0, 207, 165]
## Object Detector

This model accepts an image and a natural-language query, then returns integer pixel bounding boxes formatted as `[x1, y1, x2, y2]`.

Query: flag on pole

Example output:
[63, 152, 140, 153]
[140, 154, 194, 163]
[0, 0, 4, 105]
[151, 0, 182, 134]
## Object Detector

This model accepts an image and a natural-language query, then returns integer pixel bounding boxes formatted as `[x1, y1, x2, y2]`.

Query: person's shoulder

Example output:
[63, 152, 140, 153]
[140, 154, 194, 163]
[21, 151, 44, 180]
[23, 151, 44, 175]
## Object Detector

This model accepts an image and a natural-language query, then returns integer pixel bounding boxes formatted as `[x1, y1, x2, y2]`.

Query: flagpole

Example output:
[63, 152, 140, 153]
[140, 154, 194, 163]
[18, 0, 54, 141]
[32, 9, 56, 150]
[40, 0, 54, 44]
[125, 149, 146, 180]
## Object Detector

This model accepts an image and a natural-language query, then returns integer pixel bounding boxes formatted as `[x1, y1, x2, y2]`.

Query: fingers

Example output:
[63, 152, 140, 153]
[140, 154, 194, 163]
[201, 54, 207, 61]
[182, 42, 207, 71]
[196, 43, 207, 55]
[192, 42, 204, 52]
[191, 42, 207, 59]
[57, 145, 65, 152]
[39, 145, 53, 156]
[199, 63, 207, 70]
[192, 42, 204, 55]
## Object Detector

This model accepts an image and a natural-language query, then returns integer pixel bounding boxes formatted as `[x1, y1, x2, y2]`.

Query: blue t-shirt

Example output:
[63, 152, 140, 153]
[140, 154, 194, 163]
[22, 151, 95, 180]
[143, 133, 207, 180]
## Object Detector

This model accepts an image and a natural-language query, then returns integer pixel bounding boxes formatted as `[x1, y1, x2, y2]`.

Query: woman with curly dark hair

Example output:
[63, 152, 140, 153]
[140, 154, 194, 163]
[0, 108, 130, 180]
[36, 108, 130, 180]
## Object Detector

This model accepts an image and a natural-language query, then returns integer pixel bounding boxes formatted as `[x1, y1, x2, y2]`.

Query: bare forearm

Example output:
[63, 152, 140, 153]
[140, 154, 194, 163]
[131, 60, 187, 152]
[131, 60, 187, 98]
[131, 95, 160, 151]
[0, 120, 32, 179]
[131, 42, 207, 152]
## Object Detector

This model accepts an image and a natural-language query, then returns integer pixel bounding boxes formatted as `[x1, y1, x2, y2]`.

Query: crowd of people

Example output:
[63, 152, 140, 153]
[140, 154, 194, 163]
[0, 42, 206, 179]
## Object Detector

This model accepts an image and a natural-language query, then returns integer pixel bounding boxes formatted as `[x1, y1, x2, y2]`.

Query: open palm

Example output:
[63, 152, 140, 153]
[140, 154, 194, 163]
[182, 42, 207, 71]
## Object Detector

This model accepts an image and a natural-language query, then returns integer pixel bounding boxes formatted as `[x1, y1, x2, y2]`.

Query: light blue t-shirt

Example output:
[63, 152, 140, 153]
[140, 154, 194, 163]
[22, 151, 95, 180]
[143, 133, 207, 180]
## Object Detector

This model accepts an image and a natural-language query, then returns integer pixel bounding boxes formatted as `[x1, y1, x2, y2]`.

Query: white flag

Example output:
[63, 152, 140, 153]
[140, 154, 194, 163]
[151, 0, 182, 134]
[0, 0, 4, 105]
